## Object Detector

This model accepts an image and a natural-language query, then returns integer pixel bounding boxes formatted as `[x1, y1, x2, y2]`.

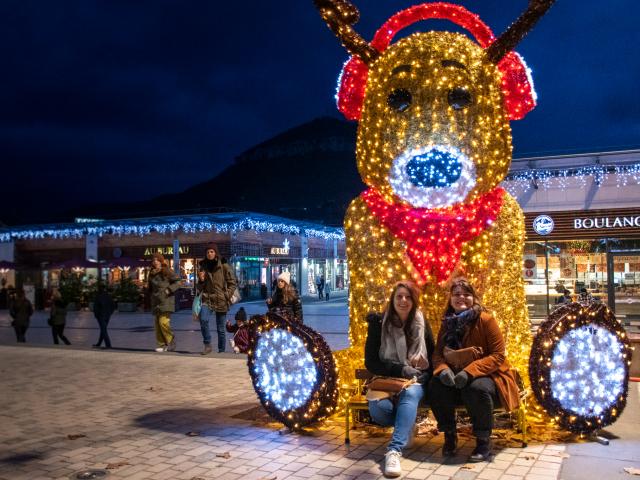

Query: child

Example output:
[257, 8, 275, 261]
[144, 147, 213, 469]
[226, 307, 250, 354]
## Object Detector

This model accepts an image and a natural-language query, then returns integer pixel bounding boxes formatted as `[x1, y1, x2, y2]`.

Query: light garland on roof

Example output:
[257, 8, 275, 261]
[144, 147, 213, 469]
[502, 163, 640, 195]
[0, 216, 345, 242]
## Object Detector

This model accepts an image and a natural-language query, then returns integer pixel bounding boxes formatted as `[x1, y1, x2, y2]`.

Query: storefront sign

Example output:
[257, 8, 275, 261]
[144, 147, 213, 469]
[270, 239, 290, 255]
[144, 246, 190, 256]
[533, 215, 554, 235]
[574, 216, 640, 230]
[525, 207, 640, 240]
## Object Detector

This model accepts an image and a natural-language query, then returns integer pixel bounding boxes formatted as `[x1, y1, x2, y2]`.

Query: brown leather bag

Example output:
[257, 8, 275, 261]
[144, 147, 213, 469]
[443, 346, 484, 371]
[366, 376, 416, 394]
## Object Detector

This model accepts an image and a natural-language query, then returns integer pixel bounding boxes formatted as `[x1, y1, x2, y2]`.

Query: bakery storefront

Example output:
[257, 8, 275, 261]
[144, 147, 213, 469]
[523, 208, 640, 321]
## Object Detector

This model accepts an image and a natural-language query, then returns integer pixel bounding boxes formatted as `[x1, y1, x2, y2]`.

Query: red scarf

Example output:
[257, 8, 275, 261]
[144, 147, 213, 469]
[362, 187, 505, 283]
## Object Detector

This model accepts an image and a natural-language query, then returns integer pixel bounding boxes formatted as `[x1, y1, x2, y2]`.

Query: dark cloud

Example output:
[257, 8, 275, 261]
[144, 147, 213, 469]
[0, 0, 638, 222]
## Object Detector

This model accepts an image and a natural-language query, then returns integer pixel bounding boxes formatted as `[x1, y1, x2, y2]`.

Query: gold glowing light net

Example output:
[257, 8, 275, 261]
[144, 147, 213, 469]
[333, 32, 532, 411]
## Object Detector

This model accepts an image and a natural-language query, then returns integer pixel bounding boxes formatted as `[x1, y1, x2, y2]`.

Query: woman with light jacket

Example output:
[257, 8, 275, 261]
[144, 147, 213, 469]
[148, 252, 181, 352]
[428, 277, 519, 462]
[364, 281, 434, 478]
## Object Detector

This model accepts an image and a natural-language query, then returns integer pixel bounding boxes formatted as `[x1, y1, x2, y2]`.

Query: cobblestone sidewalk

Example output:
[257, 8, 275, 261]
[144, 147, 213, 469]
[0, 345, 567, 480]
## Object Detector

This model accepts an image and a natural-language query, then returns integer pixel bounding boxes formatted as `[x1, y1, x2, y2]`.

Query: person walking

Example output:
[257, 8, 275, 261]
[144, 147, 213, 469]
[9, 288, 33, 343]
[364, 281, 434, 477]
[197, 243, 237, 354]
[315, 274, 323, 300]
[50, 289, 71, 345]
[148, 252, 181, 352]
[266, 271, 303, 323]
[93, 285, 115, 349]
[428, 277, 519, 462]
[555, 289, 572, 306]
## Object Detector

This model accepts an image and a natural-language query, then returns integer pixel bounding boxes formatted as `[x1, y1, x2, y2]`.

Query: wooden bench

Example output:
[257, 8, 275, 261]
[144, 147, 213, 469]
[344, 369, 530, 446]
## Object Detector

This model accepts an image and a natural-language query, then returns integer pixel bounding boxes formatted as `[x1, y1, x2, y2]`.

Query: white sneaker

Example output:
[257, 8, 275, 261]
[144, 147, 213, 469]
[155, 346, 166, 352]
[384, 450, 402, 477]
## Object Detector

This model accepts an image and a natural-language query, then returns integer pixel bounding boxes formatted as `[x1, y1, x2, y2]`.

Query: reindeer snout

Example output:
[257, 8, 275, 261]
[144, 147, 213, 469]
[405, 149, 462, 188]
[389, 145, 477, 209]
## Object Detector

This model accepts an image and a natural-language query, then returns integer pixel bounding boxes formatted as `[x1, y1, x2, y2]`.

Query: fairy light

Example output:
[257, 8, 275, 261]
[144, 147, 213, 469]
[319, 2, 538, 410]
[502, 163, 640, 195]
[0, 213, 345, 243]
[247, 312, 339, 429]
[530, 302, 631, 433]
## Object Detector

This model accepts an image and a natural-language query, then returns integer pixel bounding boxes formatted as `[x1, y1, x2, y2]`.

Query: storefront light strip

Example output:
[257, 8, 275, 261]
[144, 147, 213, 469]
[502, 163, 640, 194]
[0, 216, 346, 242]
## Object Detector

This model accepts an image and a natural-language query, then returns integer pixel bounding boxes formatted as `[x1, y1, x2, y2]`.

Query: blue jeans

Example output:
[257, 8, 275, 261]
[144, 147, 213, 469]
[368, 383, 424, 453]
[199, 306, 227, 352]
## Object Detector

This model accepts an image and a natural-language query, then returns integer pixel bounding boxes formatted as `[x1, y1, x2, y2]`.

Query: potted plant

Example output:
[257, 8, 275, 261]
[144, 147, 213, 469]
[59, 272, 82, 310]
[114, 277, 140, 312]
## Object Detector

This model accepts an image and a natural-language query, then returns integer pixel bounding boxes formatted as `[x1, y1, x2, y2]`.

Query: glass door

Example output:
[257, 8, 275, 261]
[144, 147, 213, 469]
[609, 251, 640, 324]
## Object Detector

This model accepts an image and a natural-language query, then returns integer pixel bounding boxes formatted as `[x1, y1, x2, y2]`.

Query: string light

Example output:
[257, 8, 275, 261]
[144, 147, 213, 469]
[502, 163, 640, 195]
[0, 213, 345, 243]
[322, 4, 536, 410]
[529, 302, 631, 433]
[247, 312, 338, 430]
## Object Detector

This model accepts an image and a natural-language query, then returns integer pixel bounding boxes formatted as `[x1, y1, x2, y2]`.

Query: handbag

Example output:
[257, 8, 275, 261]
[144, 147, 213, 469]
[192, 292, 202, 320]
[443, 346, 484, 371]
[366, 376, 416, 394]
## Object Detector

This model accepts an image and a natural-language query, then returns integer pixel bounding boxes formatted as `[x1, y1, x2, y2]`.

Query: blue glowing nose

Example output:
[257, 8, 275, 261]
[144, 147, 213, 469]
[405, 149, 462, 188]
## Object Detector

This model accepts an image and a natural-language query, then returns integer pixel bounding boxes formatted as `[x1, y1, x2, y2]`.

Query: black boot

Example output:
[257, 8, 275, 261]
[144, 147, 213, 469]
[469, 437, 491, 462]
[442, 431, 457, 456]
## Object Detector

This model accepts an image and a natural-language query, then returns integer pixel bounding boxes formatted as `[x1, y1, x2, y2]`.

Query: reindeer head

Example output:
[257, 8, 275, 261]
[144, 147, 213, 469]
[315, 1, 555, 208]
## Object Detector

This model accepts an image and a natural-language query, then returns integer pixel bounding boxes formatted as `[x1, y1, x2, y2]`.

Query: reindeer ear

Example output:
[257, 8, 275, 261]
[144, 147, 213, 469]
[336, 56, 369, 121]
[498, 51, 537, 121]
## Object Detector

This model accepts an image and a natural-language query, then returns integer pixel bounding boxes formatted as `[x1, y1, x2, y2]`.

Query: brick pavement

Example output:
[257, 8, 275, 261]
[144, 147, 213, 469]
[0, 345, 575, 480]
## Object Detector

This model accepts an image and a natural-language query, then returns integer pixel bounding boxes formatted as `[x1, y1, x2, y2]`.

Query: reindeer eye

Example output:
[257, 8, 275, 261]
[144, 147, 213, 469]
[448, 87, 472, 110]
[387, 89, 412, 112]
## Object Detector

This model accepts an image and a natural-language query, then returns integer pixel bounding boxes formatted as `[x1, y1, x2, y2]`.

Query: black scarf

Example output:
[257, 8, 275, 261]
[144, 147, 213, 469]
[200, 258, 219, 273]
[443, 307, 479, 350]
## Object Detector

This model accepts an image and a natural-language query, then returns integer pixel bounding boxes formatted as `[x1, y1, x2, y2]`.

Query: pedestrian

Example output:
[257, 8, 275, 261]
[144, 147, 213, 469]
[50, 289, 71, 345]
[578, 287, 594, 305]
[9, 288, 33, 343]
[93, 284, 115, 349]
[315, 274, 323, 300]
[324, 282, 331, 301]
[197, 243, 237, 354]
[148, 252, 181, 352]
[226, 307, 250, 354]
[266, 271, 303, 323]
[428, 277, 519, 462]
[364, 281, 434, 478]
[555, 289, 572, 305]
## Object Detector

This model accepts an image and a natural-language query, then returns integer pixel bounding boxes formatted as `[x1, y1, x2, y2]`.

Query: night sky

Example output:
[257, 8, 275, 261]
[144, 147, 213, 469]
[1, 1, 639, 224]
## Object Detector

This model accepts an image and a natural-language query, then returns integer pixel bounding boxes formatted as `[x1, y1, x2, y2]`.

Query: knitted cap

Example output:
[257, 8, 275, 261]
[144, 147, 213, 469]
[277, 271, 291, 285]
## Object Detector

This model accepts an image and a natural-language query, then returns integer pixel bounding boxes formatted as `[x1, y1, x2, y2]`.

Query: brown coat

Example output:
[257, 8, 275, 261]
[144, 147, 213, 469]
[432, 311, 520, 412]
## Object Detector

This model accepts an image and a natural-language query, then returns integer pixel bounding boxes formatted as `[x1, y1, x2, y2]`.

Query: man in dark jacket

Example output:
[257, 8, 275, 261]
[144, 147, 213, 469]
[197, 243, 237, 354]
[93, 285, 116, 349]
[9, 288, 33, 343]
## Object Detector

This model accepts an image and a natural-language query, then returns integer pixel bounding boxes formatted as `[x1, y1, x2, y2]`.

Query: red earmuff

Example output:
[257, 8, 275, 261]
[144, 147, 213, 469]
[336, 2, 537, 121]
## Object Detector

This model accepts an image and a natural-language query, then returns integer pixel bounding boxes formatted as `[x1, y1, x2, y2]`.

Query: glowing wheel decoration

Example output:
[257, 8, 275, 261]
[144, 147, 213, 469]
[529, 302, 632, 433]
[247, 312, 338, 429]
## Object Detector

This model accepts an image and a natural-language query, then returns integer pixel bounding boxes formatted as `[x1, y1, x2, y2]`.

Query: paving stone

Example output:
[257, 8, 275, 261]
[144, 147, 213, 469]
[0, 345, 570, 480]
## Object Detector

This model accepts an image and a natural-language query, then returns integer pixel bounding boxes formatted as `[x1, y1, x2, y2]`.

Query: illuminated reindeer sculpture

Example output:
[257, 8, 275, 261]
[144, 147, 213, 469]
[314, 0, 556, 386]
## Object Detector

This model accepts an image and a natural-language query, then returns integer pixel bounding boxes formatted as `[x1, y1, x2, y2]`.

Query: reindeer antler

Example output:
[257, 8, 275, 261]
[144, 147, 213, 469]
[486, 0, 556, 64]
[313, 0, 379, 65]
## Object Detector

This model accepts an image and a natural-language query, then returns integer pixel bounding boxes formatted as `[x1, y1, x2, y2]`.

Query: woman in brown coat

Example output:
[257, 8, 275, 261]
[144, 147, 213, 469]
[428, 277, 519, 462]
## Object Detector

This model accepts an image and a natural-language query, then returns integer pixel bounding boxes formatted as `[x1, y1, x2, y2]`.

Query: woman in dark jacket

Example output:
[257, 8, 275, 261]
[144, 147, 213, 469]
[9, 288, 33, 343]
[428, 277, 519, 462]
[50, 289, 71, 345]
[266, 271, 303, 323]
[364, 281, 434, 478]
[148, 252, 181, 352]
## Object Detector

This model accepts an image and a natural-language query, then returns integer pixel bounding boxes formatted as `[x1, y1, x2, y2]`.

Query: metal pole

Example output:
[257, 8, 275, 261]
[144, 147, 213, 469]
[545, 240, 550, 317]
